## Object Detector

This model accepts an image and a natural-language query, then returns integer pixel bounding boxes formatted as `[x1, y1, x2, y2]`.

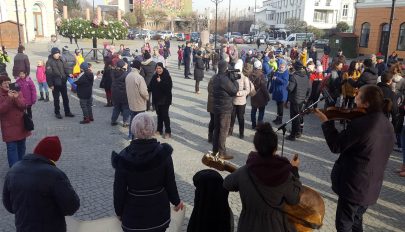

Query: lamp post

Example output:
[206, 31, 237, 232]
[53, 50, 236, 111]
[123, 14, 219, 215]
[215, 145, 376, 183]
[14, 0, 21, 45]
[228, 0, 231, 42]
[211, 0, 223, 50]
[385, 0, 396, 62]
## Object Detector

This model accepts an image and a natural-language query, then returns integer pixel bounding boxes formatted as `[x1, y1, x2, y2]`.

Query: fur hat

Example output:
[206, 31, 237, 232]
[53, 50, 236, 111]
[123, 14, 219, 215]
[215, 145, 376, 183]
[34, 136, 62, 162]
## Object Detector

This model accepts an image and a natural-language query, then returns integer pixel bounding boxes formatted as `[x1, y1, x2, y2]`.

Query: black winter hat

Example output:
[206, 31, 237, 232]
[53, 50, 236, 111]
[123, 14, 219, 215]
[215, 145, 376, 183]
[131, 60, 142, 70]
[51, 47, 60, 55]
[116, 60, 126, 68]
[143, 51, 151, 60]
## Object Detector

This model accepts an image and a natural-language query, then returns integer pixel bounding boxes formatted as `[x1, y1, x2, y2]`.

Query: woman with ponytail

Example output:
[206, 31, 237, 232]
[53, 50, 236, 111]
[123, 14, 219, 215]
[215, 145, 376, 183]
[314, 85, 395, 231]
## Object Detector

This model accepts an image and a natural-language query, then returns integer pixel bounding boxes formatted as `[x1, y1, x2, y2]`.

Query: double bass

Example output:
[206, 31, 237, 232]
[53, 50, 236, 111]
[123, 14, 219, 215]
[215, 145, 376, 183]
[202, 153, 325, 232]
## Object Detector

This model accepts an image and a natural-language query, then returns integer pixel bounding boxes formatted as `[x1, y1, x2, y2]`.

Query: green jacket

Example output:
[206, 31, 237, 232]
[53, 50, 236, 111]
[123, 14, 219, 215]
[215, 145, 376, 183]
[0, 52, 10, 64]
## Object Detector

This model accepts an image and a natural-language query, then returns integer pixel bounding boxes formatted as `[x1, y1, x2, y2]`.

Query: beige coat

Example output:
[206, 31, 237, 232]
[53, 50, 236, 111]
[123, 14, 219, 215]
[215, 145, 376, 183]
[125, 69, 149, 112]
[233, 74, 251, 105]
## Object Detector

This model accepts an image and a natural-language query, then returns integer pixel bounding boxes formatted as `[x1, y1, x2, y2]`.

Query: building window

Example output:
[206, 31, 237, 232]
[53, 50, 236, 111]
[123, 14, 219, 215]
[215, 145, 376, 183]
[398, 23, 405, 51]
[342, 4, 348, 17]
[359, 22, 370, 47]
[313, 10, 328, 23]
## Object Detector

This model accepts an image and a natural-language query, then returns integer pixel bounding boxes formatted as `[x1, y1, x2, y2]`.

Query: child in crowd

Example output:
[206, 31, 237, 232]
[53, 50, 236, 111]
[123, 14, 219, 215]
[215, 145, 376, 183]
[36, 60, 49, 102]
[177, 45, 183, 70]
[16, 71, 37, 118]
[75, 62, 94, 124]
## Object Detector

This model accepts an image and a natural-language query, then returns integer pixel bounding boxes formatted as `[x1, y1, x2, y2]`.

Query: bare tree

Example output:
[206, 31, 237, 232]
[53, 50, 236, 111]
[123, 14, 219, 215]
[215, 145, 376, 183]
[147, 9, 168, 30]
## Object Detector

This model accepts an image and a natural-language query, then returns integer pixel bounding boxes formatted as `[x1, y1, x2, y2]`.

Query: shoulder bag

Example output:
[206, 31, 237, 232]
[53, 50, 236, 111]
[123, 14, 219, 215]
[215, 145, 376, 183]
[23, 111, 34, 131]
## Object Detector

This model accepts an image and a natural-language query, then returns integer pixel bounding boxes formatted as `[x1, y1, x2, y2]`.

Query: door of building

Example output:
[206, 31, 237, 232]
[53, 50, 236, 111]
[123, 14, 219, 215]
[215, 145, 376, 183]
[33, 4, 43, 37]
[379, 23, 390, 54]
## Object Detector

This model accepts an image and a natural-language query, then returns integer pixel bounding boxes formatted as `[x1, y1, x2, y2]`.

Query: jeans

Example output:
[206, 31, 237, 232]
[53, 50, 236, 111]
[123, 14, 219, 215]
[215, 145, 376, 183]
[184, 59, 190, 77]
[52, 85, 71, 115]
[290, 102, 304, 135]
[276, 101, 284, 117]
[230, 105, 246, 136]
[111, 103, 130, 124]
[128, 111, 145, 139]
[156, 104, 171, 134]
[204, 58, 210, 70]
[251, 106, 265, 128]
[195, 80, 200, 92]
[79, 98, 93, 118]
[336, 197, 368, 232]
[38, 82, 49, 93]
[212, 113, 231, 155]
[6, 139, 26, 167]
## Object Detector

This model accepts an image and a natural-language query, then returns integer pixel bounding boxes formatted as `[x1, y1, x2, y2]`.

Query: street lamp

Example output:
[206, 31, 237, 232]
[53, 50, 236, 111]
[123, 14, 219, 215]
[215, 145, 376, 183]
[228, 0, 231, 42]
[211, 0, 223, 50]
[14, 0, 21, 45]
[385, 0, 396, 62]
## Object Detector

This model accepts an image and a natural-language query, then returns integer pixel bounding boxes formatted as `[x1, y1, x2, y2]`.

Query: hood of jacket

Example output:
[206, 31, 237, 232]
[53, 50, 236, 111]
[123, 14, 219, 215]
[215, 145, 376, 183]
[294, 69, 307, 78]
[246, 152, 293, 187]
[263, 56, 270, 63]
[365, 67, 377, 76]
[218, 60, 228, 74]
[141, 58, 153, 66]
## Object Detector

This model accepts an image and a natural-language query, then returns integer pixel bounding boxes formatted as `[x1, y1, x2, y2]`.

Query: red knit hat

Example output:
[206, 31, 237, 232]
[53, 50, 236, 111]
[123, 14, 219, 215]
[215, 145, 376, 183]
[33, 136, 62, 162]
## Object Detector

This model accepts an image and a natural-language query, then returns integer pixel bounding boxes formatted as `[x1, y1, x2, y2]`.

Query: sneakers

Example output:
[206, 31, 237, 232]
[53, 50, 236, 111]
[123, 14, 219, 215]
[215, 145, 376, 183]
[122, 123, 129, 128]
[163, 133, 171, 139]
[80, 117, 91, 124]
[65, 112, 75, 117]
[272, 116, 282, 125]
[111, 122, 118, 126]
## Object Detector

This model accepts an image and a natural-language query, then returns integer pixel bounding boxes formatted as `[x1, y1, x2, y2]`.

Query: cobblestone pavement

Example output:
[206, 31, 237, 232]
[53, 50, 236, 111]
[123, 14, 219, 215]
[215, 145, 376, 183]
[0, 39, 404, 232]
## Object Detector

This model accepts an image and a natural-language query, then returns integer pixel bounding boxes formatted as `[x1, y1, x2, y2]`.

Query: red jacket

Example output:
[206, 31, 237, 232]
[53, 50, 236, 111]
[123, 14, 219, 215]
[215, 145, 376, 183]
[0, 89, 31, 142]
[177, 49, 183, 61]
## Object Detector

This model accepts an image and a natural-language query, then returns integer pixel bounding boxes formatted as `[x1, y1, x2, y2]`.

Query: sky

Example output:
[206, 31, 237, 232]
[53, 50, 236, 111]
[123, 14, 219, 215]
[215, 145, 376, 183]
[90, 0, 257, 12]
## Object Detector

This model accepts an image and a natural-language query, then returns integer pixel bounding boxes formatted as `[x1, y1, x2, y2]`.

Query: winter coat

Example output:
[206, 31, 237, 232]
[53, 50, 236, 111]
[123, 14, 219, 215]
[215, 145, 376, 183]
[287, 70, 311, 104]
[250, 69, 270, 108]
[12, 53, 30, 77]
[391, 73, 403, 93]
[100, 66, 113, 90]
[377, 82, 398, 118]
[321, 112, 394, 206]
[126, 69, 149, 112]
[177, 49, 183, 61]
[300, 52, 307, 67]
[140, 58, 157, 87]
[376, 62, 387, 77]
[207, 78, 214, 113]
[233, 74, 251, 106]
[36, 65, 47, 83]
[321, 55, 329, 73]
[0, 52, 10, 75]
[111, 69, 129, 105]
[342, 70, 361, 98]
[308, 50, 317, 63]
[184, 47, 192, 62]
[112, 139, 180, 232]
[152, 55, 165, 65]
[149, 69, 173, 106]
[194, 56, 204, 81]
[212, 64, 239, 114]
[0, 89, 30, 142]
[16, 77, 37, 106]
[45, 56, 68, 88]
[223, 152, 301, 232]
[271, 69, 289, 102]
[2, 154, 80, 232]
[75, 70, 94, 99]
[262, 56, 271, 78]
[348, 68, 378, 88]
[61, 51, 76, 75]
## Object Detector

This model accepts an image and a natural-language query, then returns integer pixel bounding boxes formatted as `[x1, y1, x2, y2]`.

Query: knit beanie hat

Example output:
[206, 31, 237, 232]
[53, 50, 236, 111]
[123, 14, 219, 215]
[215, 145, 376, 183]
[143, 51, 151, 60]
[34, 136, 62, 162]
[51, 47, 60, 55]
[62, 45, 69, 52]
[116, 60, 126, 68]
[131, 60, 142, 70]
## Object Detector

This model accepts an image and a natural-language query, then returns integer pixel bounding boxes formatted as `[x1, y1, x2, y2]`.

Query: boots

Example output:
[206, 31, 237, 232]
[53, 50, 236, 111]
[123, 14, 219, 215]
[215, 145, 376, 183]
[38, 92, 44, 101]
[44, 92, 49, 102]
[273, 116, 282, 125]
[80, 117, 91, 124]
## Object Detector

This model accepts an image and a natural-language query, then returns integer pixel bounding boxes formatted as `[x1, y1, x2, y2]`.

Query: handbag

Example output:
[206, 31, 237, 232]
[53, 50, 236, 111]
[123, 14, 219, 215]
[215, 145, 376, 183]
[23, 111, 34, 131]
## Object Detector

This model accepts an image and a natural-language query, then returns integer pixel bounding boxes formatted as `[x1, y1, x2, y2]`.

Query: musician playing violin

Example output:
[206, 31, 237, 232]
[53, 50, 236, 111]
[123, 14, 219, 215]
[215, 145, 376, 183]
[223, 122, 302, 232]
[314, 85, 394, 232]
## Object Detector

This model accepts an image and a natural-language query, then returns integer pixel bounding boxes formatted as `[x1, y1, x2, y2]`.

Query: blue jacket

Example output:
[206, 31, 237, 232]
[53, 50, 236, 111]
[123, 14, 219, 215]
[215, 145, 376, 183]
[271, 69, 289, 102]
[262, 56, 271, 78]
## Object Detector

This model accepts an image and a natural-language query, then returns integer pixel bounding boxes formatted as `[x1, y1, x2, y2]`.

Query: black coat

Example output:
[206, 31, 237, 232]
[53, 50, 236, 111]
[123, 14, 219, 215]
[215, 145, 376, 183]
[212, 66, 239, 114]
[250, 69, 270, 108]
[45, 56, 68, 88]
[111, 69, 129, 105]
[75, 70, 94, 99]
[348, 68, 378, 88]
[112, 139, 180, 231]
[12, 53, 30, 77]
[184, 47, 191, 62]
[308, 50, 317, 63]
[61, 51, 76, 75]
[140, 59, 157, 87]
[288, 70, 311, 104]
[194, 56, 204, 81]
[321, 113, 394, 206]
[149, 69, 173, 106]
[377, 82, 398, 118]
[100, 66, 113, 90]
[2, 154, 80, 232]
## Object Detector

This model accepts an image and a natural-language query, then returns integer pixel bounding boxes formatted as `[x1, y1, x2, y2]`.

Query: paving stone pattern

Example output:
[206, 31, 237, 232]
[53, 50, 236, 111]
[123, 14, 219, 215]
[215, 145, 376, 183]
[0, 39, 404, 232]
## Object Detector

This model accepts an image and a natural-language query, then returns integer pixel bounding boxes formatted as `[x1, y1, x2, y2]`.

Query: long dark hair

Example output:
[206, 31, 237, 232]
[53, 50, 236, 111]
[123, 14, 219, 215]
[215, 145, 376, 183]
[359, 85, 392, 114]
[347, 61, 357, 76]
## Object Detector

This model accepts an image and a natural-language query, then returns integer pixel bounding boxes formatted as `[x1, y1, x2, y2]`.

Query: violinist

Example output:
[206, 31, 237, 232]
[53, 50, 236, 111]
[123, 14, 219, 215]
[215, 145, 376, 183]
[314, 85, 394, 232]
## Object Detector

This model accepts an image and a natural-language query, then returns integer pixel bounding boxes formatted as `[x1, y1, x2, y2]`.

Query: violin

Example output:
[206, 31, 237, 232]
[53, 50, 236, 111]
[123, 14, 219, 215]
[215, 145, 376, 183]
[316, 107, 367, 121]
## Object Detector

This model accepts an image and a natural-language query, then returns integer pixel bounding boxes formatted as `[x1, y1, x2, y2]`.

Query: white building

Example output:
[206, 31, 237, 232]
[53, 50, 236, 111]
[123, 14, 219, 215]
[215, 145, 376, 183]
[256, 0, 356, 30]
[0, 0, 56, 42]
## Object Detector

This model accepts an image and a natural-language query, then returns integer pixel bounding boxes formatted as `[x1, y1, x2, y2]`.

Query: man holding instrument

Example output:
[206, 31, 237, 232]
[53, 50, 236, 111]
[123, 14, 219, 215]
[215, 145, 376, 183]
[314, 85, 394, 232]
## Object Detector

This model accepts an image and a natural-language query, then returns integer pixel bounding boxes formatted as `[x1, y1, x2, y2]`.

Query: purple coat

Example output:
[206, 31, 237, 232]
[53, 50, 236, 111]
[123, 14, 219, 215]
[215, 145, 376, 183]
[16, 77, 37, 106]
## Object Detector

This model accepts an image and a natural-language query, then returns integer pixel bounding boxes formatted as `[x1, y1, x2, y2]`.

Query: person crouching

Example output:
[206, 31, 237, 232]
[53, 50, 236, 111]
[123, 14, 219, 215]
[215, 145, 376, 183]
[75, 62, 94, 124]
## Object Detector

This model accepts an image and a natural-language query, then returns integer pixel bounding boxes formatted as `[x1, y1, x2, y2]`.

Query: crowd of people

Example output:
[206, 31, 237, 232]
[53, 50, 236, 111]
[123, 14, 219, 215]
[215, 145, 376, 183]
[0, 34, 402, 232]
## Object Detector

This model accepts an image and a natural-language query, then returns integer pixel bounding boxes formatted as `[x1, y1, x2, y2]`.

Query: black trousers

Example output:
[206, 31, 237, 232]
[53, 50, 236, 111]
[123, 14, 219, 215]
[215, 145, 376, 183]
[184, 59, 190, 77]
[156, 104, 171, 134]
[204, 58, 210, 70]
[230, 105, 246, 136]
[276, 101, 284, 117]
[52, 85, 71, 115]
[208, 113, 214, 138]
[212, 113, 231, 155]
[290, 102, 304, 135]
[336, 197, 368, 232]
[195, 80, 200, 92]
